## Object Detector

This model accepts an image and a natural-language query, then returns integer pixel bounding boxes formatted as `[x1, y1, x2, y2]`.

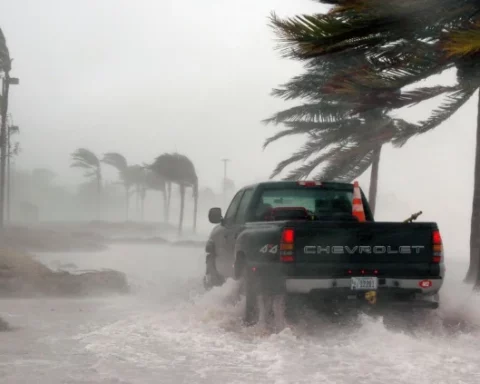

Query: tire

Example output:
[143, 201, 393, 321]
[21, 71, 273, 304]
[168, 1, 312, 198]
[203, 253, 225, 291]
[243, 267, 259, 326]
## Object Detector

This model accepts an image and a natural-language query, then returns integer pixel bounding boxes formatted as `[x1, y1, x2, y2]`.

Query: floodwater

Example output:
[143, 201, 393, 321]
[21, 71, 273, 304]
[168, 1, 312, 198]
[1, 243, 480, 384]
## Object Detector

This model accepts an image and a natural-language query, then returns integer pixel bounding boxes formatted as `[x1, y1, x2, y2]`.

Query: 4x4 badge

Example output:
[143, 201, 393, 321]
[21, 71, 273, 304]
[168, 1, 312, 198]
[259, 244, 278, 254]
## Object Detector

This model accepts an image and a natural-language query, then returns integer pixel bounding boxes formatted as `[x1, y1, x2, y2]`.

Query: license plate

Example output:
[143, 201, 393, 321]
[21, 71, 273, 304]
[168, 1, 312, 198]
[351, 276, 378, 291]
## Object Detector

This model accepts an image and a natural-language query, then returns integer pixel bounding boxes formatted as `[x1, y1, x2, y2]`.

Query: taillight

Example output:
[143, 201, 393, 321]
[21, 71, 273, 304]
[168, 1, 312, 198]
[432, 229, 443, 263]
[280, 228, 295, 262]
[297, 181, 321, 187]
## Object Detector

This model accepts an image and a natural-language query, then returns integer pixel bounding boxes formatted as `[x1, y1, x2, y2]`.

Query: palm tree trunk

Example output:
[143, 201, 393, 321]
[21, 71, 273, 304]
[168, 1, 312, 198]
[193, 185, 198, 233]
[178, 184, 185, 236]
[166, 182, 172, 223]
[125, 186, 130, 222]
[96, 174, 102, 220]
[368, 145, 382, 216]
[467, 90, 480, 284]
[140, 195, 145, 221]
[135, 185, 140, 219]
[6, 126, 10, 224]
[162, 188, 168, 223]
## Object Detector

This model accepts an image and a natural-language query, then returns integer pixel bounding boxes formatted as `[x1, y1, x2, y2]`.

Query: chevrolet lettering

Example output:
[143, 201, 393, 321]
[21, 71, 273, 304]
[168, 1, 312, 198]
[303, 245, 426, 255]
[203, 180, 445, 327]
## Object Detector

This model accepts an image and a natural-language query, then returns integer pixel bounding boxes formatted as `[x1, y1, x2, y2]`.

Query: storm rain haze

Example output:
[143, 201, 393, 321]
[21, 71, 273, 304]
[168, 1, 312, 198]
[1, 1, 480, 383]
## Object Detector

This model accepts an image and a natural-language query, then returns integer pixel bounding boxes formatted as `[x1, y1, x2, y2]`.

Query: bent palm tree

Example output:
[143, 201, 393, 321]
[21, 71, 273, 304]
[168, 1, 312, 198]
[150, 153, 198, 235]
[102, 152, 136, 221]
[70, 148, 103, 219]
[125, 165, 147, 220]
[136, 167, 166, 221]
[264, 46, 417, 215]
[268, 0, 480, 284]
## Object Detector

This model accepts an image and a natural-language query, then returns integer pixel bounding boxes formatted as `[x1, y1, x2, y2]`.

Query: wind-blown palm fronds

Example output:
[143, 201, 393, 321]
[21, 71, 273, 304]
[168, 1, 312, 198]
[70, 148, 102, 218]
[71, 148, 102, 182]
[102, 152, 134, 220]
[150, 152, 199, 234]
[267, 0, 480, 284]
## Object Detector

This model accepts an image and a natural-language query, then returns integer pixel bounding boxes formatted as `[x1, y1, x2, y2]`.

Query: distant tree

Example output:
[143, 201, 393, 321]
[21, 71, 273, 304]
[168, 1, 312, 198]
[70, 148, 102, 219]
[125, 164, 146, 219]
[125, 165, 166, 221]
[141, 169, 166, 221]
[150, 153, 198, 235]
[102, 152, 137, 221]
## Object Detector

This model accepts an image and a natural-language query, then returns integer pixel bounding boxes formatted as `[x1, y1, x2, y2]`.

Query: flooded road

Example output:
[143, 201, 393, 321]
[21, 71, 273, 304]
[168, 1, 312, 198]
[1, 243, 480, 384]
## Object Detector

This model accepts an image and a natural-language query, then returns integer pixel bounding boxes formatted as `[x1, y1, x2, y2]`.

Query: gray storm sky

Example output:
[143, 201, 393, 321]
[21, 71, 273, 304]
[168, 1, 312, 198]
[0, 0, 476, 257]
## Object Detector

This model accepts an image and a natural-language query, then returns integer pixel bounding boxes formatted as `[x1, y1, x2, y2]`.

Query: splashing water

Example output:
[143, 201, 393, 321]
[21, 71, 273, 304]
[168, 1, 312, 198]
[4, 244, 480, 384]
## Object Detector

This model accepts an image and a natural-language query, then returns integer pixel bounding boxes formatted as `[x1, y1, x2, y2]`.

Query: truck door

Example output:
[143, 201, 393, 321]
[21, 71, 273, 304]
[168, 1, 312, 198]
[225, 188, 254, 255]
[216, 188, 254, 277]
[216, 190, 244, 275]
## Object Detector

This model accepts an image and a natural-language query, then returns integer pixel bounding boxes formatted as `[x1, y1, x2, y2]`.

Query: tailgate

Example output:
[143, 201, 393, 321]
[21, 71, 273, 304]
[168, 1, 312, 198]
[285, 222, 439, 277]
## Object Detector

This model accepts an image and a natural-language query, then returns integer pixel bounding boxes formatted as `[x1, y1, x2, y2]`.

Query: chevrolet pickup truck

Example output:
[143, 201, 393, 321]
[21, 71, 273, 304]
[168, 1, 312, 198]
[204, 180, 445, 325]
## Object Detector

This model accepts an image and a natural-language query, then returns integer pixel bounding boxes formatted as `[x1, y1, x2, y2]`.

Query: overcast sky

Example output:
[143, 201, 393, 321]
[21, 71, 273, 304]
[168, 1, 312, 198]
[0, 0, 476, 258]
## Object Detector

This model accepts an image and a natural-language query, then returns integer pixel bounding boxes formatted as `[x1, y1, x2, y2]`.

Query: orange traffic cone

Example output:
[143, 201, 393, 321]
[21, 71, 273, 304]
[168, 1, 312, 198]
[352, 181, 366, 222]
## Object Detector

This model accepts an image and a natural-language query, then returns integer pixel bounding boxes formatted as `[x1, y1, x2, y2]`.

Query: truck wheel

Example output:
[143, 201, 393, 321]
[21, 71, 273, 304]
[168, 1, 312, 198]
[203, 253, 225, 291]
[243, 267, 259, 326]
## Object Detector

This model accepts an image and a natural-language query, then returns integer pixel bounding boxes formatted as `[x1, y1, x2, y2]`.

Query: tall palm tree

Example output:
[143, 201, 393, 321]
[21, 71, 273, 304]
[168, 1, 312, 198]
[264, 43, 418, 215]
[147, 154, 173, 223]
[102, 152, 139, 221]
[131, 166, 167, 221]
[125, 164, 146, 220]
[70, 148, 103, 219]
[268, 1, 480, 284]
[150, 153, 198, 235]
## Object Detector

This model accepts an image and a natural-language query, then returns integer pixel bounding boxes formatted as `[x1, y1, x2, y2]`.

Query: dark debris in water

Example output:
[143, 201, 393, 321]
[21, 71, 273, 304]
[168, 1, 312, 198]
[0, 317, 10, 331]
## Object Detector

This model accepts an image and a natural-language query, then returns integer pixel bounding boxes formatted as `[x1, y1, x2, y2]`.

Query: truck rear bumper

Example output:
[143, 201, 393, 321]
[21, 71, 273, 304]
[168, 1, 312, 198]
[285, 277, 442, 294]
[281, 277, 442, 310]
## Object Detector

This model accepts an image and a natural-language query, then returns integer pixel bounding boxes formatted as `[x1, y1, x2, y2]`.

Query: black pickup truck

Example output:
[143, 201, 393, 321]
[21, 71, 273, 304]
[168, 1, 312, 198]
[204, 181, 445, 325]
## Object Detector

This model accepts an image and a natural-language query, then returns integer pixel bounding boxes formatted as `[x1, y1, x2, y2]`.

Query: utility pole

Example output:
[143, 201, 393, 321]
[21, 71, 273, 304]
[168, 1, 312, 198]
[0, 67, 19, 230]
[6, 121, 10, 223]
[6, 120, 19, 224]
[221, 158, 230, 207]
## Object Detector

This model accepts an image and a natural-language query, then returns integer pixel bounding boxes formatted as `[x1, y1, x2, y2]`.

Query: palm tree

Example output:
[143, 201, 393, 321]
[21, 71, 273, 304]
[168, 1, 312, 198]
[150, 153, 198, 235]
[70, 148, 103, 219]
[264, 44, 418, 215]
[268, 1, 480, 285]
[124, 164, 146, 220]
[135, 167, 166, 221]
[102, 152, 137, 221]
[146, 154, 173, 223]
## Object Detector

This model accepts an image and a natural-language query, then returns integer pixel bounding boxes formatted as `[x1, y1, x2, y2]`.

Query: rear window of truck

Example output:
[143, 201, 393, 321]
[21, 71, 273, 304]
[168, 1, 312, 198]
[253, 187, 354, 220]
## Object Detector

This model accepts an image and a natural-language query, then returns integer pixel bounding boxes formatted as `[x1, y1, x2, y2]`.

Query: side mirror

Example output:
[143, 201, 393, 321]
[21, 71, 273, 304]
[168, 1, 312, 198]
[208, 207, 223, 224]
